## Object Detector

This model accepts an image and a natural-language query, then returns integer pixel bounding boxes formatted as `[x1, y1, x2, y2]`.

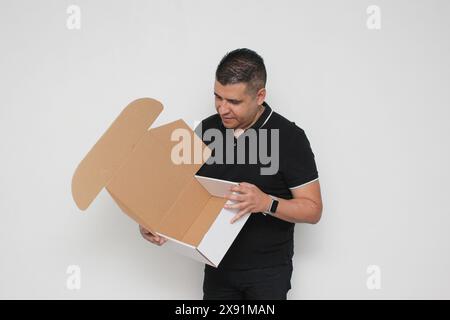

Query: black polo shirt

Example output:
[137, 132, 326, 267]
[195, 101, 319, 270]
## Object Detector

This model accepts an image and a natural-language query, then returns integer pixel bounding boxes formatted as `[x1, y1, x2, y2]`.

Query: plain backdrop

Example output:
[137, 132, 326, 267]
[1, 0, 449, 299]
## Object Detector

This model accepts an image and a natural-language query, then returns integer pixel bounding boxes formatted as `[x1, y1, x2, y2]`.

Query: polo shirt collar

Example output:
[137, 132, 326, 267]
[250, 101, 272, 129]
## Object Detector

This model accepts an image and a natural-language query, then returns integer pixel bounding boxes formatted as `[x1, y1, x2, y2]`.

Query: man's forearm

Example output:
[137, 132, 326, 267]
[267, 196, 322, 224]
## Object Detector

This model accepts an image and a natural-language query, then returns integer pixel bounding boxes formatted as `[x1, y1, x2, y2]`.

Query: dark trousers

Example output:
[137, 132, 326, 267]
[203, 262, 293, 300]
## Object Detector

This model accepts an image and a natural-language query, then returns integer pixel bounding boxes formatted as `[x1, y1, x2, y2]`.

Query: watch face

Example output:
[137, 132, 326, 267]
[270, 199, 279, 214]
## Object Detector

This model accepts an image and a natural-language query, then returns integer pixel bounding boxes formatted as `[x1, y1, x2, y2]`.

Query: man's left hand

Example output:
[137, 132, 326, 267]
[224, 182, 271, 224]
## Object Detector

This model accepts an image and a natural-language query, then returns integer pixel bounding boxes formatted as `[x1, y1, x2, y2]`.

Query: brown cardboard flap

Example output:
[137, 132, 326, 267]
[106, 119, 212, 231]
[156, 176, 211, 240]
[71, 98, 163, 210]
[182, 196, 228, 246]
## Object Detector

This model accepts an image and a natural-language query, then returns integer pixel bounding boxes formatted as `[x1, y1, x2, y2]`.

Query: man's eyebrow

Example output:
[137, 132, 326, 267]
[214, 92, 242, 103]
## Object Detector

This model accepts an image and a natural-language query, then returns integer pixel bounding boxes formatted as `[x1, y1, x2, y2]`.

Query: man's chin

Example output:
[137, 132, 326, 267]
[222, 122, 234, 128]
[221, 118, 237, 128]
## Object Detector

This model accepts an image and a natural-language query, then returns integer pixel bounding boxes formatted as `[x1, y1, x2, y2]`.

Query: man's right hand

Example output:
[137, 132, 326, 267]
[139, 225, 167, 246]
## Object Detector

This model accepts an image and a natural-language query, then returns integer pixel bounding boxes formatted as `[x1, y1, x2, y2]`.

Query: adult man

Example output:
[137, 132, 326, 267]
[140, 48, 322, 300]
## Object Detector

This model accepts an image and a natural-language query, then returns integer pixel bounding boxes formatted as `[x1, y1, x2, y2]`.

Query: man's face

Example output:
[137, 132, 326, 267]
[214, 80, 265, 129]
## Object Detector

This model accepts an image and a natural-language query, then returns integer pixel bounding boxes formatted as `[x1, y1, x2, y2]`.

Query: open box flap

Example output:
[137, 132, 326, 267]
[71, 98, 163, 210]
[105, 119, 213, 232]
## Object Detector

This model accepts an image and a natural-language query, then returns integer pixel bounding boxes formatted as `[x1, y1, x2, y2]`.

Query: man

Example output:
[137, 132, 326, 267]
[140, 48, 323, 300]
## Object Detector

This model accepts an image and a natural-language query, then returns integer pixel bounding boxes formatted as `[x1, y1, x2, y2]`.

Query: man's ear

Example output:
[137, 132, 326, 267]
[256, 87, 266, 105]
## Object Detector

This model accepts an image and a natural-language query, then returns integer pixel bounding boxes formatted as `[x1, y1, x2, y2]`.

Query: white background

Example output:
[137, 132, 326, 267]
[1, 0, 449, 299]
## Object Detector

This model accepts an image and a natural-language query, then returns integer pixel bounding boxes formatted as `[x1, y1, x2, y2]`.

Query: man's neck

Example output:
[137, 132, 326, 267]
[234, 104, 265, 138]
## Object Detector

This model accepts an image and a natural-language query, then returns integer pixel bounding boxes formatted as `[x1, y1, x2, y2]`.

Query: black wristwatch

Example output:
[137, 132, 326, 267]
[263, 195, 279, 216]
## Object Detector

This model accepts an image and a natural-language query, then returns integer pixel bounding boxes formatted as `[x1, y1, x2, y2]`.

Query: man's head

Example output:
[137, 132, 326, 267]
[214, 48, 267, 129]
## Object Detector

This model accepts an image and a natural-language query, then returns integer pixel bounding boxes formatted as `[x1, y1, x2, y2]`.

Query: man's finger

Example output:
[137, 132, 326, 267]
[229, 185, 239, 193]
[230, 205, 252, 223]
[224, 201, 247, 210]
[142, 232, 159, 244]
[140, 225, 153, 236]
[239, 182, 253, 188]
[143, 233, 155, 241]
[230, 185, 246, 193]
[230, 211, 248, 224]
[224, 193, 244, 202]
[142, 234, 153, 243]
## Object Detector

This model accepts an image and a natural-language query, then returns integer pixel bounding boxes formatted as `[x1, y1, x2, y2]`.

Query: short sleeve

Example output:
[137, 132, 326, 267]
[281, 126, 319, 189]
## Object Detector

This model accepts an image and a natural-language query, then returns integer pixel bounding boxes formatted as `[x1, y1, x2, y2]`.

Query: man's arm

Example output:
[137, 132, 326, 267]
[271, 180, 322, 224]
[225, 180, 323, 224]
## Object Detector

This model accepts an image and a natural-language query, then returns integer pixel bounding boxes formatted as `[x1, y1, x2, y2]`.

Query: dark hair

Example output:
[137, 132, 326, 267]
[215, 48, 267, 95]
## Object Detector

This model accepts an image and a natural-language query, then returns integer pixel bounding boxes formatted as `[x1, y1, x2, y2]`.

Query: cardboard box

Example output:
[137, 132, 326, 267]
[71, 98, 249, 267]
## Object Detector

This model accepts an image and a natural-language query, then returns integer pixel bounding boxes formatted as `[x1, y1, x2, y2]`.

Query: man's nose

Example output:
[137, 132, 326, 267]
[217, 101, 230, 115]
